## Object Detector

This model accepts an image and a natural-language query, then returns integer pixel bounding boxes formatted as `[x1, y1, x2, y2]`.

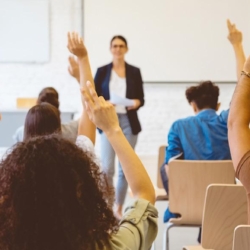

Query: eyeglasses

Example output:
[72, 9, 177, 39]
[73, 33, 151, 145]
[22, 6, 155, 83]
[111, 44, 126, 49]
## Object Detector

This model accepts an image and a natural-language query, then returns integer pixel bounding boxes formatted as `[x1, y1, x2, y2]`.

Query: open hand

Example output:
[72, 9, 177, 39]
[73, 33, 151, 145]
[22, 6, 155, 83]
[81, 82, 120, 133]
[67, 32, 87, 58]
[227, 19, 242, 45]
[68, 56, 80, 82]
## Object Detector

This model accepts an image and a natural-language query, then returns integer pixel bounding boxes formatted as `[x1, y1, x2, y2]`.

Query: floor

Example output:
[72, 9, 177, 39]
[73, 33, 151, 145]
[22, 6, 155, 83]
[0, 148, 201, 250]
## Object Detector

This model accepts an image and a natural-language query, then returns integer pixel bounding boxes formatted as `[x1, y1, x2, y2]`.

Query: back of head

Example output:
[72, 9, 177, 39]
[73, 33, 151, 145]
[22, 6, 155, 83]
[37, 87, 59, 109]
[185, 81, 219, 110]
[24, 103, 61, 141]
[0, 135, 117, 250]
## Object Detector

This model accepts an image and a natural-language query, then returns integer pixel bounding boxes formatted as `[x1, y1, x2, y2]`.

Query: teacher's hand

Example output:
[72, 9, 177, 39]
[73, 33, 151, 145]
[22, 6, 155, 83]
[127, 99, 141, 110]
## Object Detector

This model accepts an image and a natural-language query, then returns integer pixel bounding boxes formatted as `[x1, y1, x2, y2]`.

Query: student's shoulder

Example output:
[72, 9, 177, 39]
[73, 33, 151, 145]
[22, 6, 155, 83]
[171, 115, 196, 128]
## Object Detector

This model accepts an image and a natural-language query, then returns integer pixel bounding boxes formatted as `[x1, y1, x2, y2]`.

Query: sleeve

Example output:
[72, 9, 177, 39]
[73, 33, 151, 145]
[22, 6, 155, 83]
[13, 126, 24, 143]
[136, 68, 145, 108]
[108, 199, 158, 250]
[165, 122, 183, 164]
[75, 135, 95, 155]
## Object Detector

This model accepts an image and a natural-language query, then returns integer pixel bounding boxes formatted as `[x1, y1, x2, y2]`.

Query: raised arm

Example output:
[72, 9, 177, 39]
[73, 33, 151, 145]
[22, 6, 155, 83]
[228, 56, 250, 170]
[67, 32, 96, 144]
[68, 56, 80, 83]
[82, 82, 155, 204]
[227, 19, 246, 81]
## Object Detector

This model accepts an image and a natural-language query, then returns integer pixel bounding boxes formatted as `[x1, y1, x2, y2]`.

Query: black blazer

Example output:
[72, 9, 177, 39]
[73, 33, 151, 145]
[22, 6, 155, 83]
[94, 62, 144, 135]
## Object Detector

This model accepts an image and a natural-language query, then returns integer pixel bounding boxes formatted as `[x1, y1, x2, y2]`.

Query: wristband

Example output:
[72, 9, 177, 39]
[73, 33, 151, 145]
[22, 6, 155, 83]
[241, 70, 250, 78]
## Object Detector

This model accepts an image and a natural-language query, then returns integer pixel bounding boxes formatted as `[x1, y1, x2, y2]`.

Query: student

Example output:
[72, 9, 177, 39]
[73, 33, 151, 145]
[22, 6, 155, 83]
[0, 32, 157, 250]
[13, 87, 79, 143]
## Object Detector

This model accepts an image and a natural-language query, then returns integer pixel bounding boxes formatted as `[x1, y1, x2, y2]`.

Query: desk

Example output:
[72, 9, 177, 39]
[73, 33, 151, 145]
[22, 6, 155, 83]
[0, 109, 75, 147]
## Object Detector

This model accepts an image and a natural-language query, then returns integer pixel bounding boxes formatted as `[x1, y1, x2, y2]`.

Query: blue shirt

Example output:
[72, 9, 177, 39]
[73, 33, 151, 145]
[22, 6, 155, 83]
[165, 109, 231, 164]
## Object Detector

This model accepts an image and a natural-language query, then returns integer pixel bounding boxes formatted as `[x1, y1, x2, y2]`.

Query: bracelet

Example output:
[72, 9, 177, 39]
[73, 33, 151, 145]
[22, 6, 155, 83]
[241, 70, 250, 78]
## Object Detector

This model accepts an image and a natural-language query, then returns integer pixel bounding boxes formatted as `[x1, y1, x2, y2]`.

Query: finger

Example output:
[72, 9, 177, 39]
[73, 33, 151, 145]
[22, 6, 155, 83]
[227, 19, 232, 30]
[86, 81, 100, 105]
[67, 32, 73, 51]
[81, 87, 95, 111]
[68, 66, 73, 75]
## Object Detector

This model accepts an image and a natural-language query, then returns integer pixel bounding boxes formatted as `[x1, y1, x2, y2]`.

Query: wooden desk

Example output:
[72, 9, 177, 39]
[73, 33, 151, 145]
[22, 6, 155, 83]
[0, 109, 75, 147]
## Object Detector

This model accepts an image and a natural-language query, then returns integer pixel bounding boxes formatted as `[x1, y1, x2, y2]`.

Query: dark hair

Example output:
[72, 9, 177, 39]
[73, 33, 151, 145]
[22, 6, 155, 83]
[185, 80, 219, 110]
[0, 135, 117, 250]
[37, 87, 59, 109]
[110, 35, 128, 47]
[24, 103, 61, 141]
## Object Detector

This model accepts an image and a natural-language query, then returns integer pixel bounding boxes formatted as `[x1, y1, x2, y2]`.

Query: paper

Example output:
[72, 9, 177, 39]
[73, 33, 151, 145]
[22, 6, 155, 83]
[109, 92, 134, 107]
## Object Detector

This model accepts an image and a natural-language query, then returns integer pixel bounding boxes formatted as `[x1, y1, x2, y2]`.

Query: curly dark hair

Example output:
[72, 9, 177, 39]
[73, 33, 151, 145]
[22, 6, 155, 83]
[185, 80, 219, 110]
[0, 135, 117, 250]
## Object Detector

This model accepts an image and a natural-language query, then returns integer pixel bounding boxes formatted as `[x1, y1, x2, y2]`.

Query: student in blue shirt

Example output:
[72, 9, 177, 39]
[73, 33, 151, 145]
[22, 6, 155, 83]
[161, 81, 231, 241]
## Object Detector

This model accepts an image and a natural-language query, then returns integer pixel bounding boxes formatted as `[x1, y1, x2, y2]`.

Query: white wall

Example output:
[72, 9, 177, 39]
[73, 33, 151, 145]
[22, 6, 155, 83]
[0, 0, 237, 156]
[84, 0, 250, 82]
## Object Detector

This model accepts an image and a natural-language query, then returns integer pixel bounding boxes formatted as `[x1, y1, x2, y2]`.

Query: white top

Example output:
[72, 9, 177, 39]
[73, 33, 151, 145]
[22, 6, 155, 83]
[109, 70, 127, 114]
[75, 135, 95, 155]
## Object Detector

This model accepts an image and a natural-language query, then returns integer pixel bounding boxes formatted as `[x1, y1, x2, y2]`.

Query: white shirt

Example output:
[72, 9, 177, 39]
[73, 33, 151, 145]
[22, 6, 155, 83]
[109, 70, 127, 114]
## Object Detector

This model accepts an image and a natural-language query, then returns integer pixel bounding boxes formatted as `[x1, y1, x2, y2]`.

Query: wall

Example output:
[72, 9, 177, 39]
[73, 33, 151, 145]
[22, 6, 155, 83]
[0, 0, 237, 156]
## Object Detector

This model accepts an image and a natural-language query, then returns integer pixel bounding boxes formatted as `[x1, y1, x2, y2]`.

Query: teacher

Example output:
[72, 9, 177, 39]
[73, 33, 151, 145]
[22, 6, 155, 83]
[94, 35, 144, 219]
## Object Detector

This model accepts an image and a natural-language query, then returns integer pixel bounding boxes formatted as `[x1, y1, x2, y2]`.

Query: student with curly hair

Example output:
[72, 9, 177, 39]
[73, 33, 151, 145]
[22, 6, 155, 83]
[0, 32, 157, 250]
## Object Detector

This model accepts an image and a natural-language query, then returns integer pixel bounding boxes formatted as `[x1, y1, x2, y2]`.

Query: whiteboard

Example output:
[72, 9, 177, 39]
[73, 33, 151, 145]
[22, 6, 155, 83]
[0, 0, 49, 63]
[84, 0, 250, 82]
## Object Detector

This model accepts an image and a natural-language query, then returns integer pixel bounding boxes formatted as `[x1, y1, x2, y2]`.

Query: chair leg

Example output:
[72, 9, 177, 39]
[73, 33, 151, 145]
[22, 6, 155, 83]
[163, 222, 174, 250]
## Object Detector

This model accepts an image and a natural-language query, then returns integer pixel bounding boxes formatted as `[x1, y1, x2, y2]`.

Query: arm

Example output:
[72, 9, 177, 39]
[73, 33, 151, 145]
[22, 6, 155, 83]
[227, 19, 246, 81]
[68, 56, 80, 83]
[164, 124, 183, 176]
[67, 32, 96, 144]
[82, 82, 155, 204]
[228, 56, 250, 170]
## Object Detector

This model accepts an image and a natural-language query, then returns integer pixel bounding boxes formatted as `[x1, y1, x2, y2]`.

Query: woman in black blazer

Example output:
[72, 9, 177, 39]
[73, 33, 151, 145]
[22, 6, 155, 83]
[94, 35, 144, 219]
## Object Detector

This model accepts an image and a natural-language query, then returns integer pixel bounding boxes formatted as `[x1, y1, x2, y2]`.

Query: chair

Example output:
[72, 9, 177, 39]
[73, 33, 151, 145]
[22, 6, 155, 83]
[232, 225, 250, 250]
[183, 184, 247, 250]
[163, 160, 236, 250]
[155, 145, 168, 201]
[16, 98, 37, 108]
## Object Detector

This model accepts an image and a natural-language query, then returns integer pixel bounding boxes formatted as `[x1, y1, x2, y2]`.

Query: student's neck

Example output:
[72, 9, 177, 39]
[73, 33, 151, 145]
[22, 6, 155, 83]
[196, 107, 214, 114]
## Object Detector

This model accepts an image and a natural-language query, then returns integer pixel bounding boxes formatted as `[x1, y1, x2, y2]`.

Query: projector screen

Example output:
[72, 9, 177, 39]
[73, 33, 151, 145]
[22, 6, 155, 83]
[84, 0, 250, 82]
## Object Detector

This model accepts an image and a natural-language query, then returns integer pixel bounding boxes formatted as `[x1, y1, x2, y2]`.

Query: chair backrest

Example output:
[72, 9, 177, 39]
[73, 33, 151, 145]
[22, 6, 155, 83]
[156, 145, 167, 189]
[16, 98, 37, 109]
[232, 225, 250, 250]
[168, 160, 235, 225]
[202, 184, 248, 250]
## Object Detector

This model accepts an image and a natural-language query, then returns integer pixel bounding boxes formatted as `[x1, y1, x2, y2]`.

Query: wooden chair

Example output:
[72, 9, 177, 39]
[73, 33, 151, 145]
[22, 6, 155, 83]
[163, 160, 236, 250]
[232, 225, 250, 250]
[16, 98, 37, 109]
[183, 184, 248, 250]
[155, 145, 168, 201]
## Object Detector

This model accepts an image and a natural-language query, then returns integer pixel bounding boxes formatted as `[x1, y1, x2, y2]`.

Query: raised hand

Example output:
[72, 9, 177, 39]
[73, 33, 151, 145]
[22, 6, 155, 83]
[227, 19, 242, 45]
[68, 56, 80, 82]
[81, 82, 119, 133]
[67, 32, 87, 59]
